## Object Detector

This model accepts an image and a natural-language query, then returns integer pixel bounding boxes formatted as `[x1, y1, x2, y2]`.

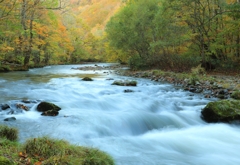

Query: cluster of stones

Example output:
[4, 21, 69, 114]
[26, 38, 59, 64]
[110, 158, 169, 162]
[121, 71, 239, 99]
[1, 100, 61, 121]
[118, 70, 240, 123]
[1, 74, 137, 122]
[72, 64, 124, 71]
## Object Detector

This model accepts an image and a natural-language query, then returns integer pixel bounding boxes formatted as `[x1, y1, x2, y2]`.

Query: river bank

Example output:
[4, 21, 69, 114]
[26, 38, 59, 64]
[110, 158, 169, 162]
[117, 68, 240, 99]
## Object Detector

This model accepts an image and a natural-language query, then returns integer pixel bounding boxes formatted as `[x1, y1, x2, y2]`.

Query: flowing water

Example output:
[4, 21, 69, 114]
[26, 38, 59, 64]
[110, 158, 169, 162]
[0, 64, 240, 165]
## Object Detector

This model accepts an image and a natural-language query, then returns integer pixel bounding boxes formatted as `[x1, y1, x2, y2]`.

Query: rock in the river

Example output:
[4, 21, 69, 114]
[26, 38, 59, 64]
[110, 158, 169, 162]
[1, 104, 10, 110]
[37, 102, 61, 112]
[4, 117, 16, 121]
[82, 77, 93, 81]
[112, 80, 137, 86]
[201, 100, 240, 123]
[16, 103, 29, 111]
[124, 89, 134, 93]
[41, 110, 59, 116]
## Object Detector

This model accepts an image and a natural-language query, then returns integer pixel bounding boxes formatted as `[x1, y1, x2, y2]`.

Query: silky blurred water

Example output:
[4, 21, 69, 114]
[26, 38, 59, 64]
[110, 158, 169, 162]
[0, 64, 240, 165]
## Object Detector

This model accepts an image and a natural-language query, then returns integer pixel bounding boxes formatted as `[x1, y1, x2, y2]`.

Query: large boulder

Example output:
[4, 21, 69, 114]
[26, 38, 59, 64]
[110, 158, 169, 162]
[41, 110, 59, 116]
[37, 102, 61, 112]
[0, 104, 10, 110]
[201, 100, 240, 123]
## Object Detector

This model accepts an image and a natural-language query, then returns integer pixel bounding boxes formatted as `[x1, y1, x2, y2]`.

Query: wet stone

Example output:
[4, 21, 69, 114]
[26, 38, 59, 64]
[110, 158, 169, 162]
[4, 117, 16, 121]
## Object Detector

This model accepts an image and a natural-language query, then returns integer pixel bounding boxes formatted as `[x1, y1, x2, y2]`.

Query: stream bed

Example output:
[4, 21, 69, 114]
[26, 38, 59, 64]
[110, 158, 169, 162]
[0, 64, 240, 165]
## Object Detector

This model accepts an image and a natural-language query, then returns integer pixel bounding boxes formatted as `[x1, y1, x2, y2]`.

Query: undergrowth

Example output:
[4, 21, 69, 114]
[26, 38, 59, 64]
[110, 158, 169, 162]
[0, 125, 115, 165]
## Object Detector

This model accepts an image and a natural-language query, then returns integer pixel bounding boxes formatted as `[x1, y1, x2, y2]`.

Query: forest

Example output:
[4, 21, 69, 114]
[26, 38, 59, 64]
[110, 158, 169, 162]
[0, 0, 240, 73]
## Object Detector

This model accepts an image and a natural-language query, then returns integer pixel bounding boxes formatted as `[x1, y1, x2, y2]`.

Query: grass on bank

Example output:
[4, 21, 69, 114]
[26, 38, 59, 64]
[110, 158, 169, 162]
[0, 125, 114, 165]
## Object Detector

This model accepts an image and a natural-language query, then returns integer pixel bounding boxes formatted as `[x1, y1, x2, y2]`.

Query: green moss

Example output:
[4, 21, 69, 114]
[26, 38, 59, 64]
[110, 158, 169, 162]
[37, 102, 61, 112]
[231, 90, 240, 100]
[112, 80, 137, 86]
[201, 100, 240, 123]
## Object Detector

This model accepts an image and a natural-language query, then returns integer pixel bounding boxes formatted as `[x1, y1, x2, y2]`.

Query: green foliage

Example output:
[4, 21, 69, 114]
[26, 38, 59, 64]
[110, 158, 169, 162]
[0, 125, 18, 141]
[106, 0, 163, 64]
[0, 156, 12, 165]
[191, 65, 206, 75]
[231, 91, 240, 100]
[128, 54, 146, 70]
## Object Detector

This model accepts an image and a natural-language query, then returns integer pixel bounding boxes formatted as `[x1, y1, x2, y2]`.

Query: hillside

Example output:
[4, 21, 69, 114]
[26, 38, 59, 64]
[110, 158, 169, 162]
[68, 0, 122, 36]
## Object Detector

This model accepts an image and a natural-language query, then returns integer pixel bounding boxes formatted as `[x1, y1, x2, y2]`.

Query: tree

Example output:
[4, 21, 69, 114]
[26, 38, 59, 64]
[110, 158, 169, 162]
[19, 0, 68, 67]
[169, 0, 240, 69]
[106, 0, 160, 66]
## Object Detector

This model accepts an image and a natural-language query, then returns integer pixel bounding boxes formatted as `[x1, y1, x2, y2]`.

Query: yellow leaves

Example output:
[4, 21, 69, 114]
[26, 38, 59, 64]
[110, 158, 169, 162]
[19, 151, 28, 158]
[18, 151, 44, 165]
[0, 43, 14, 53]
[18, 151, 31, 165]
[226, 0, 237, 4]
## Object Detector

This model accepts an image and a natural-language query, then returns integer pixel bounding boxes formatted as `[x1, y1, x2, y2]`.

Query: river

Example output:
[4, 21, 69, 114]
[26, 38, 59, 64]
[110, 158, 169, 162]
[0, 64, 240, 165]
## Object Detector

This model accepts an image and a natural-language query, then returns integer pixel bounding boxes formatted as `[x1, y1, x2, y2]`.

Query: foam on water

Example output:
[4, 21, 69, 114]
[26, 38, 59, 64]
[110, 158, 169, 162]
[0, 64, 239, 165]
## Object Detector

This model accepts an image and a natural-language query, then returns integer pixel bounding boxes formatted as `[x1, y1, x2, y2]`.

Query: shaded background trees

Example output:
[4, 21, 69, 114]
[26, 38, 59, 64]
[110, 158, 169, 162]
[0, 0, 240, 73]
[106, 0, 240, 72]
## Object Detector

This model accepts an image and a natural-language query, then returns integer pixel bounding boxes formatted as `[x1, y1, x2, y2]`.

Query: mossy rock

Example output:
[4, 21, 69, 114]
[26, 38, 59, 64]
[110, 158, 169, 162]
[0, 156, 13, 165]
[112, 80, 137, 86]
[82, 77, 93, 81]
[37, 102, 61, 112]
[41, 110, 59, 116]
[231, 90, 240, 100]
[201, 100, 240, 123]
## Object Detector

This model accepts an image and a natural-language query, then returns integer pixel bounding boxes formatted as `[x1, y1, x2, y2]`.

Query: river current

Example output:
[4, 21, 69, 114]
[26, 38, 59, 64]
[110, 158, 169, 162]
[0, 64, 240, 165]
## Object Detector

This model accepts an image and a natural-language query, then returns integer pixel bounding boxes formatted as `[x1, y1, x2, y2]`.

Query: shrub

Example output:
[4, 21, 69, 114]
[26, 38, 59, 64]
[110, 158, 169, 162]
[191, 64, 206, 75]
[128, 54, 146, 70]
[0, 156, 12, 165]
[0, 125, 18, 141]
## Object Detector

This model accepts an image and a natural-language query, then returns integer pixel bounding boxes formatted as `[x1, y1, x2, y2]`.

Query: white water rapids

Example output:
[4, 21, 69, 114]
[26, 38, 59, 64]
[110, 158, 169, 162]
[0, 64, 240, 165]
